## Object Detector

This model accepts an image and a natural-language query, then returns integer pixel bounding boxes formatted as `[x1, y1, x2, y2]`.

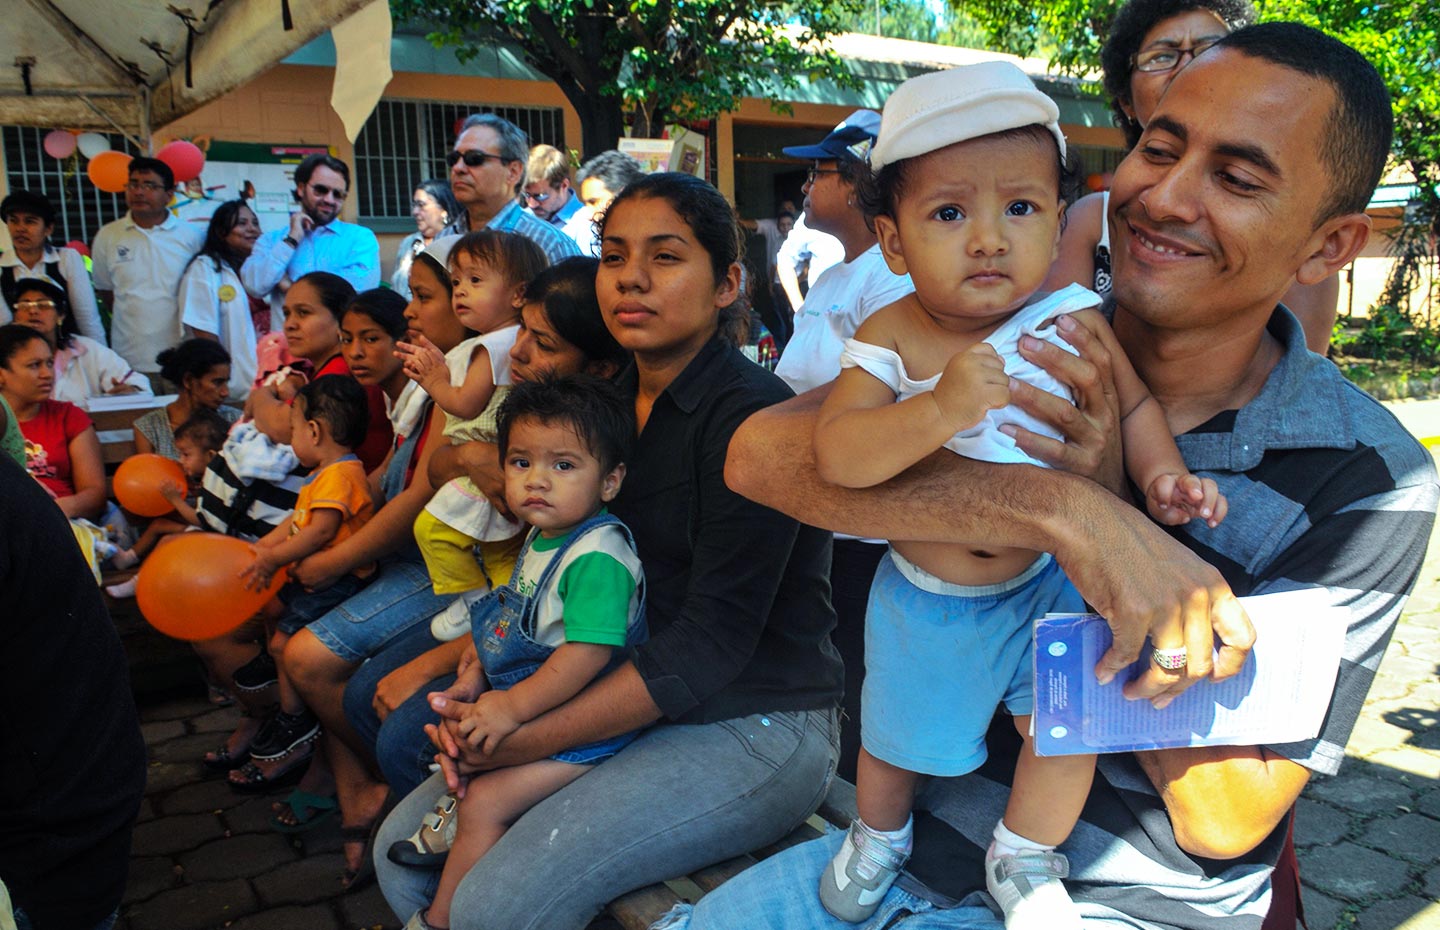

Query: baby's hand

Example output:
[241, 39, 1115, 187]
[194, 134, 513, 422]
[395, 336, 448, 390]
[1146, 473, 1227, 528]
[456, 689, 522, 755]
[239, 548, 277, 592]
[932, 343, 1009, 432]
[159, 480, 186, 504]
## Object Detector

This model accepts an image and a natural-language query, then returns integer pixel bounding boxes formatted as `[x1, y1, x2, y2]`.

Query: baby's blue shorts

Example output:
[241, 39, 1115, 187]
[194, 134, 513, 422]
[861, 550, 1082, 777]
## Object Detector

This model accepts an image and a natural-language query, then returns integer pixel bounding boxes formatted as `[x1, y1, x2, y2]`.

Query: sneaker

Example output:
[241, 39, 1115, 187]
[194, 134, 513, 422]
[249, 709, 320, 761]
[818, 820, 910, 922]
[984, 844, 1081, 930]
[387, 793, 459, 869]
[105, 576, 139, 599]
[232, 651, 278, 693]
[403, 908, 440, 930]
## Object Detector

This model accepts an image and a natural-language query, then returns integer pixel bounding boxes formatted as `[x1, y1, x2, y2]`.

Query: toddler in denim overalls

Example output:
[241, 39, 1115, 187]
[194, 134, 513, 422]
[388, 373, 644, 930]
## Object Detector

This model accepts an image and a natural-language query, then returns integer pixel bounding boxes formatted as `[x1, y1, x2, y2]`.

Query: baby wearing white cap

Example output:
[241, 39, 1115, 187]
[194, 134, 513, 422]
[813, 61, 1226, 928]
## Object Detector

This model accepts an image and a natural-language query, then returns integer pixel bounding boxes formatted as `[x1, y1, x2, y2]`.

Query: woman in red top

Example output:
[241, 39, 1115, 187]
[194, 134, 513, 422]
[248, 271, 393, 470]
[0, 324, 105, 519]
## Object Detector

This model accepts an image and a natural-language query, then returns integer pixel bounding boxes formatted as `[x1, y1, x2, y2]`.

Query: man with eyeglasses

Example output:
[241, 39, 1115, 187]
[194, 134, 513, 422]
[441, 114, 580, 264]
[92, 156, 205, 385]
[241, 153, 380, 325]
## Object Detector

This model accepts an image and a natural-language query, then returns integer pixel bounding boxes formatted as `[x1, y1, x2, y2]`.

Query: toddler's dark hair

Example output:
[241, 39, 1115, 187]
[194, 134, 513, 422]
[174, 408, 231, 453]
[857, 125, 1077, 226]
[496, 373, 633, 473]
[450, 230, 550, 292]
[295, 375, 369, 451]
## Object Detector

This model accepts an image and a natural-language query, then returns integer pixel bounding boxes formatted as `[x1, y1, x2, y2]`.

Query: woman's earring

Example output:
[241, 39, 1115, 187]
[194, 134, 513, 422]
[441, 212, 449, 225]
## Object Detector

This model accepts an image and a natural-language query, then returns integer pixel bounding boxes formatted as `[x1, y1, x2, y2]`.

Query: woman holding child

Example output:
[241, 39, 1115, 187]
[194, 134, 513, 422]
[132, 338, 238, 459]
[372, 173, 843, 930]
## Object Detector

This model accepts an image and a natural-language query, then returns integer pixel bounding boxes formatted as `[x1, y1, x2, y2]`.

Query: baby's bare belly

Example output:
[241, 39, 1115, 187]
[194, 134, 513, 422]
[890, 539, 1041, 588]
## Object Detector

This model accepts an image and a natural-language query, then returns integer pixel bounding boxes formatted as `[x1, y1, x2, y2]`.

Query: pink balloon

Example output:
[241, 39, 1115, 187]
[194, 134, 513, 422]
[157, 140, 205, 183]
[65, 240, 90, 258]
[43, 130, 77, 159]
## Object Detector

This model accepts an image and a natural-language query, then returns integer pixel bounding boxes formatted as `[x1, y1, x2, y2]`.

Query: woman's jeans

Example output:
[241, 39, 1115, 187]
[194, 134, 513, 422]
[375, 706, 840, 930]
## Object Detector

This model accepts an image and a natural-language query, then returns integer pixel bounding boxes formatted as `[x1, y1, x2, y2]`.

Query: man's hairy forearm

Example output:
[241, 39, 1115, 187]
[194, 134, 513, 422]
[723, 390, 1096, 554]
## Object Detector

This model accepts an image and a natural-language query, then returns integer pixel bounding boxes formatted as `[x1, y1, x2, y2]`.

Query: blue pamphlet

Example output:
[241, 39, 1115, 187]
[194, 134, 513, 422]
[1032, 589, 1347, 756]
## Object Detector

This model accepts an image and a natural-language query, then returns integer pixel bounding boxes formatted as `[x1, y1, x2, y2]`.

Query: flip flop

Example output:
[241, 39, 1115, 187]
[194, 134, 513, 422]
[342, 791, 395, 892]
[269, 789, 338, 833]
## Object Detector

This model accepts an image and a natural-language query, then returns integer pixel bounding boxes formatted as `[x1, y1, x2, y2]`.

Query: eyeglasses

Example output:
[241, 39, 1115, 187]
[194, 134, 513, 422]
[308, 182, 347, 200]
[447, 149, 510, 169]
[806, 166, 841, 185]
[126, 181, 166, 192]
[524, 190, 553, 204]
[1133, 38, 1221, 73]
[14, 300, 57, 312]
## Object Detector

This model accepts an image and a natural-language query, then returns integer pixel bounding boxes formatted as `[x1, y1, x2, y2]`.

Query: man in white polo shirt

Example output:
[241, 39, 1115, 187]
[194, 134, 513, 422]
[92, 157, 206, 386]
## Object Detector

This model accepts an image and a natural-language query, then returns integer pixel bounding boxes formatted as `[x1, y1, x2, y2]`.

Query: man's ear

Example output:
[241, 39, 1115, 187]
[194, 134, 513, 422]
[1295, 212, 1370, 286]
[873, 214, 908, 276]
[601, 462, 626, 502]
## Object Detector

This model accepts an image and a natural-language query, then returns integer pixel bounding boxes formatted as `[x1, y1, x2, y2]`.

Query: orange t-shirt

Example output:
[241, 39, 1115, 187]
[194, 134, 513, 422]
[292, 457, 375, 577]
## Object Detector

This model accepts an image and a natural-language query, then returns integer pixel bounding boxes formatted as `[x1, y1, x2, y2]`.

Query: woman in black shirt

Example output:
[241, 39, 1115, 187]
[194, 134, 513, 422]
[373, 174, 843, 930]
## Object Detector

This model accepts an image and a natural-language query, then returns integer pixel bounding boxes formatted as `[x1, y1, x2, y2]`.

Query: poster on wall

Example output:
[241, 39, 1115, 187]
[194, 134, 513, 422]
[167, 141, 334, 234]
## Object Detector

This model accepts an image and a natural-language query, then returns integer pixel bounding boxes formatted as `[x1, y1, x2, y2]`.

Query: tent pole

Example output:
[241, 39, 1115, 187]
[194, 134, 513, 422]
[77, 94, 146, 151]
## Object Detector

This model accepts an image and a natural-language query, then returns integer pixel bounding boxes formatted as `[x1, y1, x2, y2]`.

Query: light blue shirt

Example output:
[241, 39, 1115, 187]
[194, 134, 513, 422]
[241, 218, 381, 321]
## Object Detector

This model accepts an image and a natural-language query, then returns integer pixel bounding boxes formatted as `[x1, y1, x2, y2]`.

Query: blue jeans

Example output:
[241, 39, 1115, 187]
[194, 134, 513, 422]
[306, 557, 456, 663]
[375, 707, 840, 930]
[343, 618, 457, 796]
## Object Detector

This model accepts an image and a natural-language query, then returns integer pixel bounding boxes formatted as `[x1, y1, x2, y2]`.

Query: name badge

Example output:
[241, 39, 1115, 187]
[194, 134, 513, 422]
[218, 284, 237, 302]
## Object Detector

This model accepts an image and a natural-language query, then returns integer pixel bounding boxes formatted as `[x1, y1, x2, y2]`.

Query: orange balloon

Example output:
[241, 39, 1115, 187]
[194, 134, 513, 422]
[1085, 173, 1105, 192]
[113, 453, 187, 517]
[87, 151, 133, 193]
[136, 533, 286, 641]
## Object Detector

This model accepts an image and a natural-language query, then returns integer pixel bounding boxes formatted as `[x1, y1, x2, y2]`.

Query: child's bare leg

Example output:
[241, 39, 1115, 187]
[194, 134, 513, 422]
[984, 714, 1094, 930]
[856, 747, 919, 831]
[1004, 715, 1095, 846]
[820, 747, 918, 921]
[426, 760, 587, 928]
[131, 517, 188, 560]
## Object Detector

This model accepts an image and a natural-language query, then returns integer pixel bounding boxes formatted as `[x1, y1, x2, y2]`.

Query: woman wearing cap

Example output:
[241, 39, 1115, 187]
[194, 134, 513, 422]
[9, 278, 151, 407]
[773, 110, 915, 784]
[1, 190, 106, 344]
[1045, 0, 1340, 355]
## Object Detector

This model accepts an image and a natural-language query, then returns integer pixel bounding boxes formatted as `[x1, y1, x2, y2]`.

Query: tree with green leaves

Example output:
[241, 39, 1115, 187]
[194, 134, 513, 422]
[954, 0, 1438, 318]
[392, 0, 868, 160]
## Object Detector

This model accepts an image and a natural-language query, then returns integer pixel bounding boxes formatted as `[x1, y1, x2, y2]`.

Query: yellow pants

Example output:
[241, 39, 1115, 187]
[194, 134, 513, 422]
[413, 508, 522, 595]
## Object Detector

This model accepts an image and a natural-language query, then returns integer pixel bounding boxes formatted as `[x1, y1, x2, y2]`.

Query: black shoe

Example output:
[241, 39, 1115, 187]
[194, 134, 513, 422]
[233, 651, 278, 693]
[250, 709, 320, 760]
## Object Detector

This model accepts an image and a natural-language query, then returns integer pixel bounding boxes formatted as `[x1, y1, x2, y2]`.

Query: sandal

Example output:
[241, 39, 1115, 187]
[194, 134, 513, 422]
[270, 789, 338, 833]
[386, 792, 458, 869]
[342, 791, 395, 892]
[228, 743, 313, 794]
[250, 709, 320, 761]
[202, 743, 252, 773]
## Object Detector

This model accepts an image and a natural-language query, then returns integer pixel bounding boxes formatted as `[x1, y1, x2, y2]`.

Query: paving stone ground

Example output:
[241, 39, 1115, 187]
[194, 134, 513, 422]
[117, 441, 1440, 930]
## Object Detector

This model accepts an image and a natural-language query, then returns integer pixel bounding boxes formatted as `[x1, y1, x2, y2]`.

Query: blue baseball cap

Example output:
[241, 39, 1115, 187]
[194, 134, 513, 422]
[782, 109, 881, 162]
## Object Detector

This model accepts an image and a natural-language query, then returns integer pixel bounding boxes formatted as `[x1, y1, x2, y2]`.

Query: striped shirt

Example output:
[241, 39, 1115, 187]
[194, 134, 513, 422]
[443, 199, 581, 266]
[903, 307, 1439, 929]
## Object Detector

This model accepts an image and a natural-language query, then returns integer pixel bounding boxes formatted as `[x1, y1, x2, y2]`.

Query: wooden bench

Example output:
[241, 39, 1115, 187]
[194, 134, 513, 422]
[87, 393, 173, 470]
[604, 779, 858, 930]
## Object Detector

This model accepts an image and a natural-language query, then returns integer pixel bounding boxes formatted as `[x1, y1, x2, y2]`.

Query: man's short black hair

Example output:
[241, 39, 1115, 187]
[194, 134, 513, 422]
[174, 408, 230, 453]
[294, 153, 351, 189]
[128, 156, 176, 190]
[496, 373, 633, 473]
[295, 375, 369, 451]
[0, 189, 56, 226]
[1215, 22, 1392, 223]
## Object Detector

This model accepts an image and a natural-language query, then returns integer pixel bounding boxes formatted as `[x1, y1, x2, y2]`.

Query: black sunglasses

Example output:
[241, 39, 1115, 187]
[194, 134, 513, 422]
[447, 149, 510, 169]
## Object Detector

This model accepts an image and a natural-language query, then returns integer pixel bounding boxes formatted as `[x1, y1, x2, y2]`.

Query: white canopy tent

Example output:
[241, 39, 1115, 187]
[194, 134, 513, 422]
[2, 0, 380, 150]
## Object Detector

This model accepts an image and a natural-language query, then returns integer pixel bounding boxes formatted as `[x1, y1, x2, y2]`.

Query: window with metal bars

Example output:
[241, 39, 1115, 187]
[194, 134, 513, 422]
[353, 98, 565, 229]
[2, 127, 138, 246]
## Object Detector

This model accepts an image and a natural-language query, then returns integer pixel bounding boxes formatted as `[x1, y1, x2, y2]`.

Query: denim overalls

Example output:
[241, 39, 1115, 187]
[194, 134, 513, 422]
[470, 511, 647, 764]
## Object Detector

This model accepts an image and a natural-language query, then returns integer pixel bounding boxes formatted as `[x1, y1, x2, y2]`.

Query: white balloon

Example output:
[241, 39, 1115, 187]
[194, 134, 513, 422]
[76, 132, 111, 158]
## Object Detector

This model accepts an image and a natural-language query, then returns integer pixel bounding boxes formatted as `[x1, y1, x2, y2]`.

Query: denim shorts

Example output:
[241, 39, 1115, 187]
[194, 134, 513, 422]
[275, 573, 371, 635]
[303, 556, 456, 663]
[861, 550, 1082, 776]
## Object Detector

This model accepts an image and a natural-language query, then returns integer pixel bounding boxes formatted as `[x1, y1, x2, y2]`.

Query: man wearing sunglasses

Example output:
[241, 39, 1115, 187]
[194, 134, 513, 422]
[241, 153, 381, 324]
[441, 114, 580, 264]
